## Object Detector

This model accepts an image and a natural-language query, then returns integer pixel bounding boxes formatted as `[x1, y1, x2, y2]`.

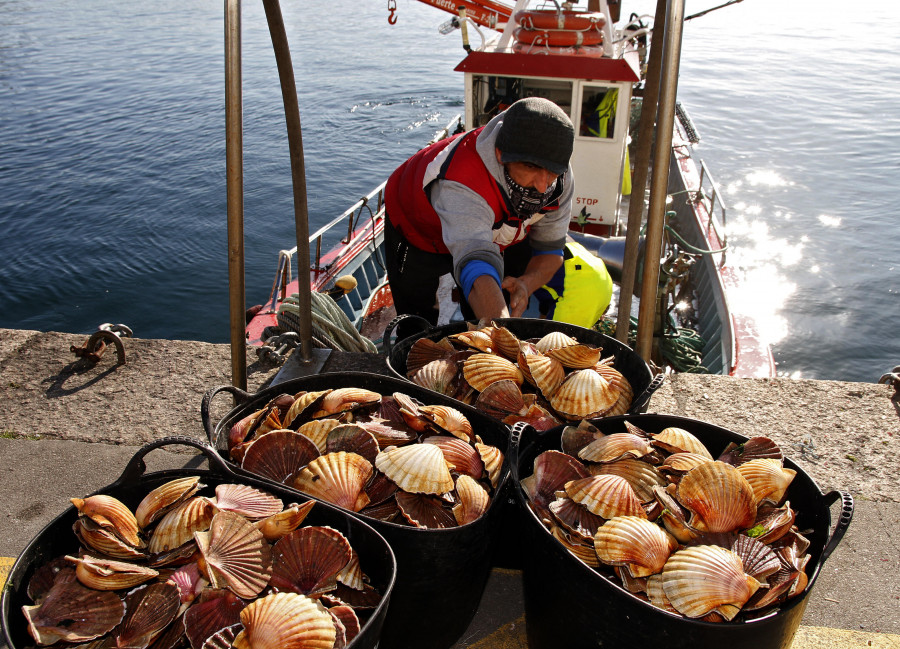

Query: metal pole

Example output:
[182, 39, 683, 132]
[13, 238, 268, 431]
[614, 0, 667, 345]
[261, 0, 313, 364]
[635, 0, 684, 362]
[225, 0, 247, 391]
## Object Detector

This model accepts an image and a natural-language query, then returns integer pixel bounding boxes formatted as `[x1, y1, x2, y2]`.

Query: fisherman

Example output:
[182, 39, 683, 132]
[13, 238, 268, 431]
[383, 97, 575, 336]
[533, 239, 614, 328]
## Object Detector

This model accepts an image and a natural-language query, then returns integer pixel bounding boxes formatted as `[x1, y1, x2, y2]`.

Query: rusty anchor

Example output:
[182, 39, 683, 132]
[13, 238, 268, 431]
[256, 331, 300, 365]
[71, 323, 133, 366]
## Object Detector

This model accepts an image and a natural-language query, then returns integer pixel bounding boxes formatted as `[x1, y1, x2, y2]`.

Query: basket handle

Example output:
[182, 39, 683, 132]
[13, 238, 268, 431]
[818, 490, 854, 564]
[381, 314, 433, 356]
[631, 372, 666, 413]
[506, 421, 535, 483]
[200, 384, 254, 445]
[109, 435, 237, 490]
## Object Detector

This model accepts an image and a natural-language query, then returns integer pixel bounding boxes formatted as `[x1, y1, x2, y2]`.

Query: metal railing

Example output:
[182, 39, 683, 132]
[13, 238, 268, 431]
[696, 159, 728, 266]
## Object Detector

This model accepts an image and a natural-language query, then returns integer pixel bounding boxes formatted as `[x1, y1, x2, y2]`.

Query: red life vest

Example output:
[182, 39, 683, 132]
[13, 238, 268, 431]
[385, 128, 561, 254]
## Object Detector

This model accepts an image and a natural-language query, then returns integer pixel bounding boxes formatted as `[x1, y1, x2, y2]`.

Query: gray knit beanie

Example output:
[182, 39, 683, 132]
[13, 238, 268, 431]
[496, 97, 574, 176]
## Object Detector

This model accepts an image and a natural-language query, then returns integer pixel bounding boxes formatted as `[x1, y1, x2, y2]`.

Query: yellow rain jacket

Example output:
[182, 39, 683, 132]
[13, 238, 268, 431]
[536, 240, 613, 328]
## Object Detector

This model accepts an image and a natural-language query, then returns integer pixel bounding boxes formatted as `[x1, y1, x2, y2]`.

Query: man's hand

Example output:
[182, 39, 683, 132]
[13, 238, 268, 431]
[501, 276, 529, 317]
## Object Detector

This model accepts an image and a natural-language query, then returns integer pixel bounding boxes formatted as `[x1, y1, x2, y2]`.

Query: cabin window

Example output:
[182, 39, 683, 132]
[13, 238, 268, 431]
[580, 86, 618, 139]
[470, 75, 574, 126]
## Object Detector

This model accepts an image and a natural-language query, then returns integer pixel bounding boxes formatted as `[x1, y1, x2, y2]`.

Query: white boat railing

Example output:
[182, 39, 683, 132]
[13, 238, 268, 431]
[696, 159, 728, 267]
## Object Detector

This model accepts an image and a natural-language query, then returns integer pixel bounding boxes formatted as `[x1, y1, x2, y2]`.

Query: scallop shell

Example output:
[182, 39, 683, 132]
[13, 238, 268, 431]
[524, 450, 590, 508]
[318, 387, 381, 416]
[417, 404, 474, 441]
[254, 501, 317, 542]
[594, 515, 678, 577]
[646, 574, 679, 613]
[337, 549, 364, 591]
[452, 474, 490, 525]
[462, 353, 523, 392]
[406, 336, 456, 374]
[326, 424, 381, 464]
[475, 442, 504, 489]
[292, 452, 373, 512]
[503, 402, 562, 432]
[296, 418, 342, 453]
[516, 341, 541, 384]
[194, 510, 273, 599]
[548, 496, 605, 540]
[114, 582, 181, 649]
[593, 364, 633, 416]
[736, 458, 796, 505]
[73, 518, 147, 560]
[201, 624, 242, 649]
[746, 501, 796, 544]
[549, 523, 600, 568]
[396, 491, 458, 528]
[240, 429, 321, 483]
[166, 562, 205, 604]
[730, 534, 782, 581]
[410, 359, 459, 396]
[661, 545, 761, 620]
[652, 427, 713, 459]
[357, 420, 418, 448]
[475, 379, 527, 419]
[560, 421, 602, 456]
[135, 477, 203, 530]
[534, 331, 578, 353]
[591, 458, 667, 502]
[71, 495, 142, 548]
[22, 578, 126, 645]
[717, 436, 784, 466]
[214, 483, 284, 520]
[282, 390, 331, 429]
[578, 432, 654, 464]
[232, 592, 336, 649]
[449, 329, 494, 353]
[676, 461, 758, 533]
[271, 526, 352, 597]
[523, 353, 565, 397]
[149, 496, 216, 555]
[660, 452, 713, 475]
[423, 435, 486, 480]
[565, 475, 646, 519]
[490, 324, 521, 360]
[550, 369, 618, 420]
[68, 555, 159, 591]
[652, 485, 698, 544]
[546, 343, 602, 369]
[329, 605, 361, 645]
[184, 589, 245, 649]
[365, 471, 400, 506]
[375, 444, 454, 495]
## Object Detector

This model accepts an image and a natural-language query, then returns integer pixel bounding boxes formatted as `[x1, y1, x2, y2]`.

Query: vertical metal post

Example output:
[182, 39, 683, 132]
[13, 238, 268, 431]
[636, 0, 685, 362]
[225, 0, 247, 390]
[614, 0, 667, 346]
[261, 0, 313, 363]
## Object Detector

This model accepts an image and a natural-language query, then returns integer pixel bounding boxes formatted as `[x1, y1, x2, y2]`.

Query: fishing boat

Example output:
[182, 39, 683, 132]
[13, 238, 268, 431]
[243, 0, 775, 378]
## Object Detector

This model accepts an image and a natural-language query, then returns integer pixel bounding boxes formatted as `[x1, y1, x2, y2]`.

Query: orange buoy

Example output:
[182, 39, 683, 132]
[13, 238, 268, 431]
[512, 40, 606, 58]
[513, 26, 604, 48]
[514, 9, 606, 32]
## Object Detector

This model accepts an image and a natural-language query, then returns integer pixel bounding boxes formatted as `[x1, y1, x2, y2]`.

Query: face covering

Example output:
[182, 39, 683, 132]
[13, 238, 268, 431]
[504, 167, 560, 217]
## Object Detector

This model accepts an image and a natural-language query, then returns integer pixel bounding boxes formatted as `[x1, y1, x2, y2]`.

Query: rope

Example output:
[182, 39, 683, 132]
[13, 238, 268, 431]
[595, 315, 709, 373]
[277, 292, 378, 354]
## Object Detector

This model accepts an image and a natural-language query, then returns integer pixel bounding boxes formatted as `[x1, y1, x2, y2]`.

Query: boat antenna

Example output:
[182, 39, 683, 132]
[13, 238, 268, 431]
[685, 0, 743, 21]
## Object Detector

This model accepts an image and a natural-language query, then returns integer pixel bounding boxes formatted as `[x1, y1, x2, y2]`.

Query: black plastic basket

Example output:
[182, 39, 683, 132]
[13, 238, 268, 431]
[383, 315, 663, 413]
[0, 437, 396, 649]
[201, 372, 513, 649]
[508, 414, 853, 649]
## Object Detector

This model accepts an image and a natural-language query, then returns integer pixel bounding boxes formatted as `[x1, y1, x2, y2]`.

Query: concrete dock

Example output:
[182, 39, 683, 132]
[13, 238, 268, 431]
[1, 328, 898, 648]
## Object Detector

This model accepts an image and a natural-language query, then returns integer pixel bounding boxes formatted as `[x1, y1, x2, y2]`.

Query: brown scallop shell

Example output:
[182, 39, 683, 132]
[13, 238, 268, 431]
[113, 581, 180, 649]
[214, 483, 284, 520]
[282, 390, 332, 429]
[233, 592, 336, 649]
[409, 359, 459, 396]
[503, 402, 563, 432]
[271, 526, 352, 597]
[184, 589, 244, 649]
[736, 458, 796, 505]
[730, 534, 782, 581]
[418, 404, 474, 441]
[717, 436, 784, 466]
[475, 379, 527, 419]
[296, 418, 342, 453]
[194, 510, 273, 599]
[240, 429, 321, 483]
[646, 574, 679, 614]
[490, 324, 521, 360]
[71, 495, 142, 548]
[661, 545, 761, 620]
[166, 562, 205, 604]
[652, 427, 714, 459]
[747, 501, 797, 544]
[292, 452, 373, 512]
[337, 549, 364, 591]
[357, 419, 418, 448]
[652, 485, 698, 544]
[330, 605, 361, 644]
[67, 555, 159, 591]
[135, 477, 203, 530]
[462, 353, 524, 392]
[549, 523, 600, 568]
[660, 452, 713, 475]
[201, 624, 242, 649]
[452, 474, 490, 525]
[546, 343, 603, 369]
[475, 442, 504, 489]
[406, 336, 456, 374]
[317, 387, 381, 417]
[523, 450, 590, 509]
[550, 369, 618, 420]
[548, 496, 605, 540]
[22, 578, 125, 645]
[396, 491, 458, 529]
[523, 353, 565, 397]
[375, 443, 454, 495]
[565, 475, 646, 519]
[534, 331, 578, 353]
[424, 435, 485, 480]
[449, 329, 495, 353]
[516, 341, 541, 384]
[578, 432, 654, 464]
[593, 364, 633, 416]
[149, 496, 216, 555]
[591, 458, 667, 502]
[73, 518, 147, 560]
[594, 515, 678, 577]
[560, 420, 603, 456]
[254, 501, 316, 542]
[326, 424, 381, 464]
[676, 461, 757, 533]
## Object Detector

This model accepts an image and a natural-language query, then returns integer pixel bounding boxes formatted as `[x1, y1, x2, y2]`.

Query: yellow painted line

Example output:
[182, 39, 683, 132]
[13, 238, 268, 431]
[467, 617, 900, 649]
[0, 556, 14, 590]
